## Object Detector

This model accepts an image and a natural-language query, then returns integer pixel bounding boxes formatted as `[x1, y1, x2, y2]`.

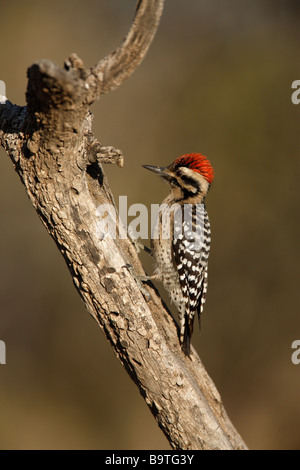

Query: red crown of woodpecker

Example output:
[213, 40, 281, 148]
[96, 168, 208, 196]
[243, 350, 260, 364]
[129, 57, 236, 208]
[173, 153, 214, 185]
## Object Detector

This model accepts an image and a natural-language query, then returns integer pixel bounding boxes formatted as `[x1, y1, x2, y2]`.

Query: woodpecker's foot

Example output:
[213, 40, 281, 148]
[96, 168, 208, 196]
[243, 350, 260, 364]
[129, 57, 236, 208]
[122, 264, 151, 301]
[131, 241, 152, 255]
[142, 245, 152, 255]
[128, 237, 145, 254]
[127, 227, 152, 255]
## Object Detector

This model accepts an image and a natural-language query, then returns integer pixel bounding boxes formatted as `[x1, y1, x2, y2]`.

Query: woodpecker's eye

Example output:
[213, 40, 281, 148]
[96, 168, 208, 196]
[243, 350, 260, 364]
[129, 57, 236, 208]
[169, 177, 181, 188]
[174, 170, 200, 195]
[175, 168, 184, 177]
[179, 173, 197, 186]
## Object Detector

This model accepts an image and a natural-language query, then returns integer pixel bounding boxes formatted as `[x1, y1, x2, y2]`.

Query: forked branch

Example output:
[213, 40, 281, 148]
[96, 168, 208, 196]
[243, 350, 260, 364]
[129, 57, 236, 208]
[93, 0, 165, 95]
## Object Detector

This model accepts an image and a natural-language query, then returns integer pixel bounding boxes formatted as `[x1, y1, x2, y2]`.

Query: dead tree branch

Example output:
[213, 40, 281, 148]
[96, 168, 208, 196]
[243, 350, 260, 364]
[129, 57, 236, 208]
[0, 0, 247, 450]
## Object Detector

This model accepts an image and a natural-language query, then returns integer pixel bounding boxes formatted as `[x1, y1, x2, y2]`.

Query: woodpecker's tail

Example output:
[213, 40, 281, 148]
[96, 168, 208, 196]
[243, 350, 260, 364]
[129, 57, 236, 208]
[181, 314, 194, 357]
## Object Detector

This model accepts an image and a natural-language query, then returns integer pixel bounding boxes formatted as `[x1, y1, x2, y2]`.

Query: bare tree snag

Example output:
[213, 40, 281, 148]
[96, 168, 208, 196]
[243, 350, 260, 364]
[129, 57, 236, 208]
[0, 0, 248, 450]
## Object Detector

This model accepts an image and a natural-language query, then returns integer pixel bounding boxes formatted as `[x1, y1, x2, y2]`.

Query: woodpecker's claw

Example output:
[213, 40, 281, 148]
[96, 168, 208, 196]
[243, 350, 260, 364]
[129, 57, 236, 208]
[127, 227, 152, 255]
[122, 264, 151, 302]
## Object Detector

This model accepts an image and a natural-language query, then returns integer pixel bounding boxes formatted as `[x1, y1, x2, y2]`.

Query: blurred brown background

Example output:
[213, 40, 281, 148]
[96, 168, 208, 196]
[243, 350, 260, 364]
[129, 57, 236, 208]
[1, 0, 300, 450]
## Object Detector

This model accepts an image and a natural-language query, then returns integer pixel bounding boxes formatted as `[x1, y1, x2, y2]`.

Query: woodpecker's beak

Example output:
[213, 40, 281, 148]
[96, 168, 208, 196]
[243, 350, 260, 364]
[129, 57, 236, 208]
[142, 165, 167, 176]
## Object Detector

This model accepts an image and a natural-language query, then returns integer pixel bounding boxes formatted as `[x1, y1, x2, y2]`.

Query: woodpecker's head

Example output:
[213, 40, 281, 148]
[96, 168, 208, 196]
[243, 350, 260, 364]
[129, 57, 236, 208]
[143, 153, 214, 203]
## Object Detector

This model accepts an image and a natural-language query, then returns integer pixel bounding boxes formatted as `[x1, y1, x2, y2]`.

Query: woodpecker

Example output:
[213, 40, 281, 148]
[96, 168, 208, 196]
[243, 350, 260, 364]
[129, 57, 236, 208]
[143, 153, 214, 357]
